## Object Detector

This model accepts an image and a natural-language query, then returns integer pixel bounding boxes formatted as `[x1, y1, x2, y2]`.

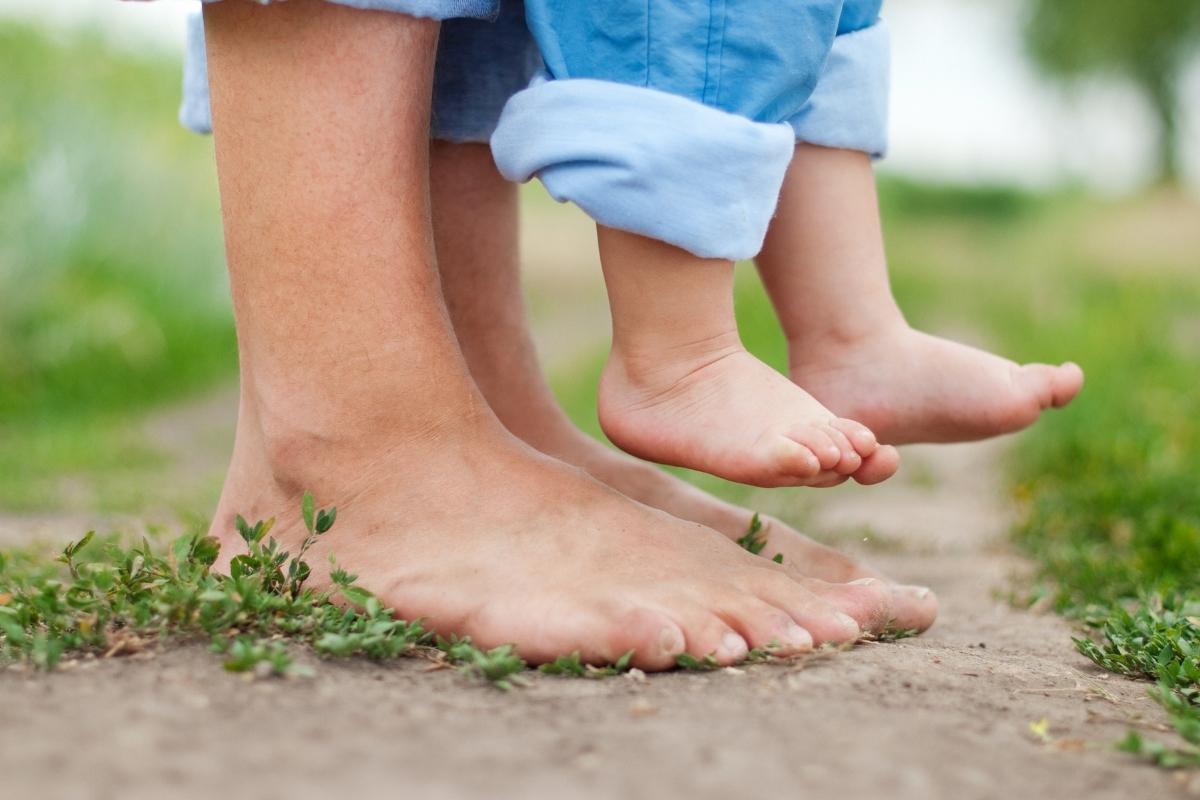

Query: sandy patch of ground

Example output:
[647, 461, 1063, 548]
[2, 439, 1193, 800]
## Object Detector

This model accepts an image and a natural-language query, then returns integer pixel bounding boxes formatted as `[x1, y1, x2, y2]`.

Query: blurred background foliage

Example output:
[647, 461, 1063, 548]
[0, 22, 232, 510]
[1023, 0, 1200, 184]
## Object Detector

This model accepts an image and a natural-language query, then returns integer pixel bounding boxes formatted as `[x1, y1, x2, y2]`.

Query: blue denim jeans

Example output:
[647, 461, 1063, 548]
[179, 0, 542, 143]
[176, 0, 889, 260]
[493, 0, 889, 259]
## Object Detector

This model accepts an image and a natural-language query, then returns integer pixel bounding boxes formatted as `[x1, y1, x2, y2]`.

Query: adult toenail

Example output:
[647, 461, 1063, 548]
[849, 577, 880, 586]
[784, 623, 813, 649]
[719, 632, 748, 659]
[658, 626, 684, 655]
[835, 612, 861, 637]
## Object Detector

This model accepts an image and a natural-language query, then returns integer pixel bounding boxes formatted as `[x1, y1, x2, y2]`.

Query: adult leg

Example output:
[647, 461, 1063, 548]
[204, 0, 878, 668]
[755, 145, 1083, 445]
[430, 142, 933, 631]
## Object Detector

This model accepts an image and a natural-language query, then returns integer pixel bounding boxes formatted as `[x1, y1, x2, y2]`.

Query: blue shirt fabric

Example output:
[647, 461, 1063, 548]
[179, 0, 541, 142]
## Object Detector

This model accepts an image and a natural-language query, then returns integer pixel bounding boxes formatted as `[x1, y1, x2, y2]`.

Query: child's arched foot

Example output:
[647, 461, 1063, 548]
[598, 347, 897, 488]
[792, 328, 1084, 445]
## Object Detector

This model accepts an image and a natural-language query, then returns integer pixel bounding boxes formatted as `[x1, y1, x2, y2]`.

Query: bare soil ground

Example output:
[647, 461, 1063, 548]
[2, 437, 1194, 800]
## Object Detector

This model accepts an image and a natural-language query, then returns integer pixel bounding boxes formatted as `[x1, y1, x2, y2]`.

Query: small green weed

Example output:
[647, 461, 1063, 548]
[735, 513, 784, 564]
[438, 637, 526, 690]
[1118, 731, 1200, 770]
[736, 513, 767, 555]
[675, 653, 721, 671]
[869, 627, 921, 643]
[539, 650, 634, 678]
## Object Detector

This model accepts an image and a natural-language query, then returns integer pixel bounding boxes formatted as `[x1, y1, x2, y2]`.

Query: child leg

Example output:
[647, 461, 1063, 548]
[596, 225, 899, 488]
[757, 144, 1084, 444]
[760, 2, 1082, 443]
[491, 1, 901, 486]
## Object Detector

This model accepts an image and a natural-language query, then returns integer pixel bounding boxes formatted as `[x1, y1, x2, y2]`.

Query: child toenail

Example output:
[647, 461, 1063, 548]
[784, 623, 813, 649]
[658, 626, 684, 655]
[835, 612, 861, 637]
[899, 585, 932, 600]
[849, 577, 880, 586]
[719, 632, 748, 659]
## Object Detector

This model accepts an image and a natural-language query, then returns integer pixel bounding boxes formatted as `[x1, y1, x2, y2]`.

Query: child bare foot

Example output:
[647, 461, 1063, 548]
[595, 225, 898, 489]
[792, 327, 1084, 444]
[756, 143, 1082, 445]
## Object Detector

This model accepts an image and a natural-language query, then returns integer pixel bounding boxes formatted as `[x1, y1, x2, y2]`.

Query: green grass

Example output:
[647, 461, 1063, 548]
[1006, 276, 1200, 766]
[0, 22, 235, 510]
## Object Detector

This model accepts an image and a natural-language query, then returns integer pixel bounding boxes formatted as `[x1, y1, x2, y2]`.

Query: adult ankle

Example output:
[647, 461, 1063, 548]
[245, 391, 489, 492]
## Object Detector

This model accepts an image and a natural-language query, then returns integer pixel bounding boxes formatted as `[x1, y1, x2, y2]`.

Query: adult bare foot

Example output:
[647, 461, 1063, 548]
[596, 225, 899, 489]
[212, 417, 884, 668]
[757, 143, 1083, 445]
[527, 429, 937, 633]
[430, 143, 934, 633]
[202, 1, 884, 671]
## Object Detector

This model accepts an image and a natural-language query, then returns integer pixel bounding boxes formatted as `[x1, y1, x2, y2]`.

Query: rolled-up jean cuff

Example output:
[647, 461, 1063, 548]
[179, 12, 211, 133]
[491, 77, 795, 261]
[178, 0, 501, 134]
[787, 20, 890, 158]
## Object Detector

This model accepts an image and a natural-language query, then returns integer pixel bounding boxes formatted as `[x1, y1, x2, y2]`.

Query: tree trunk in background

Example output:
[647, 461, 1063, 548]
[1141, 70, 1182, 186]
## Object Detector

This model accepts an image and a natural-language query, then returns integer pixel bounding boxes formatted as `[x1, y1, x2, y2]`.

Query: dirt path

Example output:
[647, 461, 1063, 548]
[2, 436, 1192, 800]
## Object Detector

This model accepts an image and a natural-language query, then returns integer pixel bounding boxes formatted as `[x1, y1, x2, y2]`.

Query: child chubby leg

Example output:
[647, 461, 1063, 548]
[596, 225, 897, 488]
[761, 2, 1083, 444]
[493, 0, 900, 487]
[757, 144, 1084, 444]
